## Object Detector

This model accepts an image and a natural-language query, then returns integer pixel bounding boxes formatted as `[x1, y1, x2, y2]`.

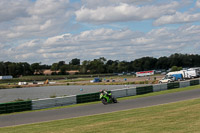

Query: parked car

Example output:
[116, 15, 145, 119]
[90, 78, 102, 83]
[159, 75, 174, 83]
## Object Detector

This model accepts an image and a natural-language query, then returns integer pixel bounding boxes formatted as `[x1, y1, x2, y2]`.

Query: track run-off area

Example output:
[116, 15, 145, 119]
[1, 88, 200, 128]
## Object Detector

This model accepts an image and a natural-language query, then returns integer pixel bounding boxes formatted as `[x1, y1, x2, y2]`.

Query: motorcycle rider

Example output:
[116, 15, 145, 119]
[99, 89, 117, 104]
[100, 89, 112, 99]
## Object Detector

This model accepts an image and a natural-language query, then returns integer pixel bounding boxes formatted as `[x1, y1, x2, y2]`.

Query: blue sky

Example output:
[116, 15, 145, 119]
[0, 0, 200, 64]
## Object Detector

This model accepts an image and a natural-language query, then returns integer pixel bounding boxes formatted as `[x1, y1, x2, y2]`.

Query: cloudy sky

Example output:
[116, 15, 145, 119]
[0, 0, 200, 64]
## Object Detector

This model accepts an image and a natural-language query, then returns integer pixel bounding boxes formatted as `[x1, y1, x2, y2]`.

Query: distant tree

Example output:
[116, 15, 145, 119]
[171, 66, 182, 71]
[69, 58, 80, 65]
[111, 60, 120, 73]
[16, 62, 32, 75]
[8, 63, 16, 76]
[1, 53, 200, 76]
[155, 56, 169, 69]
[59, 65, 68, 75]
[31, 63, 43, 75]
[89, 57, 106, 73]
[57, 61, 65, 69]
[105, 60, 114, 73]
[51, 63, 59, 72]
[80, 60, 90, 74]
[132, 58, 143, 71]
[0, 62, 5, 75]
[40, 64, 51, 70]
[117, 61, 129, 73]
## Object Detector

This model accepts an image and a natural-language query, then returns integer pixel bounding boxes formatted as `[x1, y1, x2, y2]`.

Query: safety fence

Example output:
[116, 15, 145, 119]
[179, 81, 190, 88]
[136, 86, 153, 95]
[0, 101, 32, 114]
[167, 82, 180, 89]
[1, 79, 200, 114]
[32, 95, 76, 110]
[190, 80, 199, 86]
[76, 92, 100, 104]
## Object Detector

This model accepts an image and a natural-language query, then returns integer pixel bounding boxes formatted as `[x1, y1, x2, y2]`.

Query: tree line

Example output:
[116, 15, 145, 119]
[0, 53, 200, 77]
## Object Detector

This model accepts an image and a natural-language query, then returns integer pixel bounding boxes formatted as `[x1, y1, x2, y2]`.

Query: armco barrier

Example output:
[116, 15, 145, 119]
[167, 82, 180, 89]
[76, 92, 100, 103]
[136, 86, 153, 95]
[111, 89, 127, 98]
[190, 80, 199, 86]
[32, 98, 56, 110]
[32, 95, 76, 110]
[0, 101, 32, 114]
[126, 87, 137, 96]
[153, 84, 167, 92]
[160, 83, 168, 91]
[179, 81, 190, 88]
[55, 95, 76, 106]
[153, 84, 161, 92]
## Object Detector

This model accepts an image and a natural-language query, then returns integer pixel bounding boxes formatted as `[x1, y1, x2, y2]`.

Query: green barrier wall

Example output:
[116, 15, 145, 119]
[167, 82, 180, 89]
[136, 86, 153, 95]
[190, 80, 199, 86]
[76, 92, 100, 103]
[0, 101, 32, 114]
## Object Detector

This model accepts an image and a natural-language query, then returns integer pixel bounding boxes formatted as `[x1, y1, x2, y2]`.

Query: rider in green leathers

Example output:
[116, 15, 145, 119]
[99, 89, 117, 104]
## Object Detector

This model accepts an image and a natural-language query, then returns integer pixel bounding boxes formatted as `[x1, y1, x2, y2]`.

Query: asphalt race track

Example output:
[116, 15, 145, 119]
[1, 88, 200, 128]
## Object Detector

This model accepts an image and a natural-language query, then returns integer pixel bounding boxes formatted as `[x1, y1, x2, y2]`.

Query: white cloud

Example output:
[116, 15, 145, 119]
[75, 1, 179, 24]
[40, 20, 52, 30]
[1, 25, 200, 64]
[131, 37, 154, 45]
[44, 33, 72, 46]
[0, 0, 200, 64]
[154, 12, 200, 26]
[81, 0, 155, 8]
[0, 0, 74, 43]
[0, 0, 30, 23]
[28, 0, 70, 15]
[196, 0, 200, 8]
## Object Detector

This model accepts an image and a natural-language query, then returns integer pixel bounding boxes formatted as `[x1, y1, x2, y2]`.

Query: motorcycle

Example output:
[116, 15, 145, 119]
[100, 91, 118, 105]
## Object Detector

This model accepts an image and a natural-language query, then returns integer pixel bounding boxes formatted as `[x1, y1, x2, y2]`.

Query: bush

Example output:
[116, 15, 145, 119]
[139, 81, 145, 84]
[16, 85, 22, 88]
[51, 72, 58, 75]
[50, 94, 57, 98]
[14, 98, 24, 101]
[171, 66, 182, 71]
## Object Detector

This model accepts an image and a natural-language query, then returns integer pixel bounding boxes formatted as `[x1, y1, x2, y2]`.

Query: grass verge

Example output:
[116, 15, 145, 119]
[1, 98, 200, 132]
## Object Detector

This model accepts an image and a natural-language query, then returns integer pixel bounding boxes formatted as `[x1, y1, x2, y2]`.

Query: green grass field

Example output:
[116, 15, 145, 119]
[1, 98, 200, 133]
[1, 91, 200, 132]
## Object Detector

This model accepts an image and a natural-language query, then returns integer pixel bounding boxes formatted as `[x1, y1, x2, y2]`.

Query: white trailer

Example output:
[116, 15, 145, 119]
[167, 69, 199, 79]
[186, 68, 199, 78]
[167, 71, 187, 78]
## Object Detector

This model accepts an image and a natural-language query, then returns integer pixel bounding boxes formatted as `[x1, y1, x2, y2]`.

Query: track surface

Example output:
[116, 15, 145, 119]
[1, 88, 200, 128]
[0, 85, 142, 103]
